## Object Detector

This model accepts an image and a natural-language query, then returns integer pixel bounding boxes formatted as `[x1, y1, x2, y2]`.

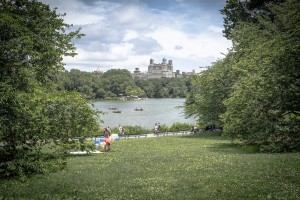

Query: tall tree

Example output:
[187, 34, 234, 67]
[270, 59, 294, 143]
[221, 0, 300, 151]
[0, 0, 100, 179]
[186, 0, 299, 152]
[184, 54, 237, 128]
[221, 0, 284, 39]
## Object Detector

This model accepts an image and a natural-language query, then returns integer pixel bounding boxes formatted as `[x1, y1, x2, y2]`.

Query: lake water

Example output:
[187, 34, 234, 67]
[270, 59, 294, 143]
[92, 98, 196, 129]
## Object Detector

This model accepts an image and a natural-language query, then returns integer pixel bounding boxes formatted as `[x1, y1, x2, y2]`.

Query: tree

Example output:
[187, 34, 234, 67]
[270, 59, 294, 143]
[0, 0, 100, 179]
[186, 0, 300, 152]
[184, 54, 237, 128]
[166, 78, 188, 98]
[102, 68, 132, 78]
[220, 0, 300, 151]
[220, 0, 284, 39]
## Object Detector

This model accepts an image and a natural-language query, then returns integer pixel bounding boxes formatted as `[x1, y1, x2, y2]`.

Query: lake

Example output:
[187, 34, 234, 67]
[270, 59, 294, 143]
[92, 98, 196, 129]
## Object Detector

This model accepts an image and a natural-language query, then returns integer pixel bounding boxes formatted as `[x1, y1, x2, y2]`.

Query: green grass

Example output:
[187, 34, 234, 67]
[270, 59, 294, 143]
[1, 133, 300, 199]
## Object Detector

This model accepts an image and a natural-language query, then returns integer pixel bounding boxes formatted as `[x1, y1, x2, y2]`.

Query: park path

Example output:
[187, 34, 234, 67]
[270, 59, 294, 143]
[119, 131, 195, 139]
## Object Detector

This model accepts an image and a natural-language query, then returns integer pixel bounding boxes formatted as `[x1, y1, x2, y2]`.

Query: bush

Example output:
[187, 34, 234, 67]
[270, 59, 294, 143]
[169, 122, 193, 132]
[159, 124, 169, 132]
[0, 151, 66, 182]
[119, 126, 151, 135]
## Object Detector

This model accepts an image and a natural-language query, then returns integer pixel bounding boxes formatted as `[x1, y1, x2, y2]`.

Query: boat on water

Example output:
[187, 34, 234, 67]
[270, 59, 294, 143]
[108, 107, 118, 110]
[134, 108, 143, 111]
[112, 110, 122, 113]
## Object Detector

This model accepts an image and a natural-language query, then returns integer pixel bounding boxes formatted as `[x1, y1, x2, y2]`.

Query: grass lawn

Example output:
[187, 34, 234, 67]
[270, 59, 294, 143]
[1, 133, 299, 199]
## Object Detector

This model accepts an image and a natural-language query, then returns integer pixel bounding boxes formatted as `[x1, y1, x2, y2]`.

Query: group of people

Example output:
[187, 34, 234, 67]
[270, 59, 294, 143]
[102, 125, 125, 151]
[103, 127, 111, 151]
[191, 126, 198, 134]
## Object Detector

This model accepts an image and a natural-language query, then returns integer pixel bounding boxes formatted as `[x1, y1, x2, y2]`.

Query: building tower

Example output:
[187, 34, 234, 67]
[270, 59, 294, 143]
[150, 58, 154, 65]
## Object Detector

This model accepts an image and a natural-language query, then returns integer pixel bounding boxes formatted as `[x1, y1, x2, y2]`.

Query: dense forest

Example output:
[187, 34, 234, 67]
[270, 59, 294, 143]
[50, 68, 194, 99]
[185, 0, 300, 152]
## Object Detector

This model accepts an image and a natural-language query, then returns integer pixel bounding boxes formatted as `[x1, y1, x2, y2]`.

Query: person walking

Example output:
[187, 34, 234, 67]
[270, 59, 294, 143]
[158, 123, 161, 133]
[154, 123, 158, 135]
[119, 125, 125, 136]
[118, 125, 122, 135]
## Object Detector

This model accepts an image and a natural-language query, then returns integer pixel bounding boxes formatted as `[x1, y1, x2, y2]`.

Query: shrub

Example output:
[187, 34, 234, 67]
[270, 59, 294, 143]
[120, 126, 151, 135]
[169, 122, 193, 132]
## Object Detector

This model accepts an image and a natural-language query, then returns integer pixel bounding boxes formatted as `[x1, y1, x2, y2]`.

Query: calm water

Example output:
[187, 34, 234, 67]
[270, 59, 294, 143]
[92, 98, 196, 129]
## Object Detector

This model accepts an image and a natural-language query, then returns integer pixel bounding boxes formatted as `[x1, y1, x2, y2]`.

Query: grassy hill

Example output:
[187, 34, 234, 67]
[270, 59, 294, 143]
[1, 133, 299, 199]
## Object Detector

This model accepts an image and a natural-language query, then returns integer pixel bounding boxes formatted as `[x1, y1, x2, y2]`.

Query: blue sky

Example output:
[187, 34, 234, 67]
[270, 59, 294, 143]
[39, 0, 232, 73]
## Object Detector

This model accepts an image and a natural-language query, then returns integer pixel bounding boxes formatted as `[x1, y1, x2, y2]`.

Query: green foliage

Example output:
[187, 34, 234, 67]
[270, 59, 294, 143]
[158, 124, 169, 132]
[168, 122, 192, 132]
[184, 55, 237, 128]
[186, 0, 300, 152]
[220, 0, 284, 39]
[118, 125, 151, 135]
[42, 91, 101, 141]
[51, 69, 192, 99]
[0, 0, 100, 179]
[221, 0, 300, 150]
[109, 123, 194, 135]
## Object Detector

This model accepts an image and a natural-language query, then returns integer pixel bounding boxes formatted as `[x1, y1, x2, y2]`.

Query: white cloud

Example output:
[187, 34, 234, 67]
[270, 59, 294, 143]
[208, 25, 224, 33]
[39, 0, 231, 72]
[148, 27, 231, 61]
[122, 30, 139, 41]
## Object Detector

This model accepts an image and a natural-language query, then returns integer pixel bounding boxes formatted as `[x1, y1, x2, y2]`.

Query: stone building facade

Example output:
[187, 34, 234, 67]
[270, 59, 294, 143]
[133, 58, 175, 79]
[148, 58, 174, 79]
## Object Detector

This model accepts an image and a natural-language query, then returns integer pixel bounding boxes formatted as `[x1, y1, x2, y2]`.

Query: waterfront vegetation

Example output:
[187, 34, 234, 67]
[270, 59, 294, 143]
[1, 132, 299, 199]
[110, 123, 193, 135]
[50, 68, 193, 99]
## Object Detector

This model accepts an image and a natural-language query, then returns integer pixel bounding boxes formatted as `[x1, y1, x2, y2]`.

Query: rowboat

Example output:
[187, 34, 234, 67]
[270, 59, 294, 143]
[134, 108, 143, 111]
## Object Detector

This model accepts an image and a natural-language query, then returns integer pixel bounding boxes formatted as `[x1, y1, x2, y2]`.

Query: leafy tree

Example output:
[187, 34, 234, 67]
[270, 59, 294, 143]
[134, 77, 155, 97]
[102, 68, 132, 78]
[0, 0, 100, 179]
[221, 0, 284, 39]
[221, 0, 300, 151]
[166, 78, 188, 98]
[184, 54, 237, 128]
[52, 68, 191, 99]
[186, 0, 299, 152]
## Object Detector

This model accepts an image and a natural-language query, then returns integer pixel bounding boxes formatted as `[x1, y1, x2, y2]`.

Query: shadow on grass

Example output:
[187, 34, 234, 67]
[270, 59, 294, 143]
[180, 132, 225, 140]
[181, 132, 261, 154]
[209, 143, 261, 154]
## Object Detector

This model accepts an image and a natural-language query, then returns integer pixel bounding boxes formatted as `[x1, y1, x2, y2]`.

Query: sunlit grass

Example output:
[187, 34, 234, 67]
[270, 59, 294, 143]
[1, 133, 299, 199]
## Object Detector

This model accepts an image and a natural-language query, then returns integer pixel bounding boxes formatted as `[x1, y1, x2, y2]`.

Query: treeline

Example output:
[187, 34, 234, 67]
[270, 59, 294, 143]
[185, 0, 300, 152]
[49, 68, 194, 99]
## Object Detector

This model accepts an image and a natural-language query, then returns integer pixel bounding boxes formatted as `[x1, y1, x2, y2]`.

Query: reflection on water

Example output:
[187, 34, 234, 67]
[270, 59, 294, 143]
[92, 98, 196, 129]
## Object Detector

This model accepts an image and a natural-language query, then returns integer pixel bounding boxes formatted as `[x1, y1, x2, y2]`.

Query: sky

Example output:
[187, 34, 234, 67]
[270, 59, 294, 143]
[38, 0, 232, 73]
